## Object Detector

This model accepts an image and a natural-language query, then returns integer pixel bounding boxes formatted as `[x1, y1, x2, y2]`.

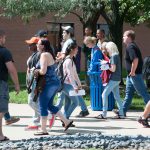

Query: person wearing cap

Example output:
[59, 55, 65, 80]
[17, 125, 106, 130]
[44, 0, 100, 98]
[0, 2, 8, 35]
[35, 30, 48, 39]
[56, 26, 74, 61]
[25, 36, 41, 130]
[35, 29, 56, 55]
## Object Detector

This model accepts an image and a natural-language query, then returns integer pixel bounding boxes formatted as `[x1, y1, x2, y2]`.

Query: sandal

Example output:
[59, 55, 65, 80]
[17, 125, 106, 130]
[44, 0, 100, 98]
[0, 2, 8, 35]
[138, 116, 150, 128]
[113, 115, 125, 119]
[34, 131, 49, 136]
[64, 121, 73, 131]
[0, 136, 9, 141]
[95, 114, 107, 119]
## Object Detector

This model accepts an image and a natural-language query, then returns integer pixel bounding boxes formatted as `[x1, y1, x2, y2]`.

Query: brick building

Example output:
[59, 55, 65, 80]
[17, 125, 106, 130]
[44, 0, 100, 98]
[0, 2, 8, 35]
[0, 13, 150, 72]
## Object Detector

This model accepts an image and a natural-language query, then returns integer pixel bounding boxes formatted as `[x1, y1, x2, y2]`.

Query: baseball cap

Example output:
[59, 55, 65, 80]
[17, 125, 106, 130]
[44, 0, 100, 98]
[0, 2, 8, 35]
[25, 37, 39, 44]
[35, 29, 48, 37]
[62, 26, 74, 34]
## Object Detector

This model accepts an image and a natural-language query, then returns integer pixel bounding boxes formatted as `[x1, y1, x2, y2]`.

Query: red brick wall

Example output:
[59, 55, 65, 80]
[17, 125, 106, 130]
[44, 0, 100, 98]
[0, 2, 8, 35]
[0, 14, 150, 72]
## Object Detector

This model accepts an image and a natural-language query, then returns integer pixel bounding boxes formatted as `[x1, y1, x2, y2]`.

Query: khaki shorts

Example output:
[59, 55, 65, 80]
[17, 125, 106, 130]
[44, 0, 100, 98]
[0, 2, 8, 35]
[0, 80, 9, 113]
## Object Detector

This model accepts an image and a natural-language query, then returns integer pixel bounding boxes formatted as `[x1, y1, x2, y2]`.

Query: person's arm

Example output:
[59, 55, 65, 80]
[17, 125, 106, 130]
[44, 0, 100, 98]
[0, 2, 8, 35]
[129, 58, 138, 76]
[38, 53, 48, 75]
[6, 61, 20, 94]
[109, 64, 116, 72]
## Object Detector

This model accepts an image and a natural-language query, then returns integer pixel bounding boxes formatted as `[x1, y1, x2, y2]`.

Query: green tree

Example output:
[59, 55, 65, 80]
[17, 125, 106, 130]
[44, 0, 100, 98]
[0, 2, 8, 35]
[0, 0, 150, 71]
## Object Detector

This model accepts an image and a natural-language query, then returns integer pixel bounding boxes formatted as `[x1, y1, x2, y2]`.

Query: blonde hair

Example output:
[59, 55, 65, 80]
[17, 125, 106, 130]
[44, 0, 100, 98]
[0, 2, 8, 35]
[84, 36, 97, 45]
[101, 42, 108, 50]
[106, 42, 119, 56]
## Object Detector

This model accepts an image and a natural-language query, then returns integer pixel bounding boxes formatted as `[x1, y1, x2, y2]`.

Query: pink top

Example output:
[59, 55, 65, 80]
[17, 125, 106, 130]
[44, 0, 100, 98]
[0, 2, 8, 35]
[63, 56, 81, 89]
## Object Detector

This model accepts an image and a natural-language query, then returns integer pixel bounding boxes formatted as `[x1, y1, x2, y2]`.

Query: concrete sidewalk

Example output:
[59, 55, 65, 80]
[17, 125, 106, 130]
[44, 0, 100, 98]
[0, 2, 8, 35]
[3, 103, 150, 141]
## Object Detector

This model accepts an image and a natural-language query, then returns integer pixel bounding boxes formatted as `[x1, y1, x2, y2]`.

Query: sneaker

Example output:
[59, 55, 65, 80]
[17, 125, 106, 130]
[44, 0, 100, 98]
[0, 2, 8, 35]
[25, 125, 39, 131]
[137, 116, 150, 128]
[49, 114, 55, 128]
[76, 110, 89, 117]
[33, 117, 40, 123]
[5, 117, 20, 125]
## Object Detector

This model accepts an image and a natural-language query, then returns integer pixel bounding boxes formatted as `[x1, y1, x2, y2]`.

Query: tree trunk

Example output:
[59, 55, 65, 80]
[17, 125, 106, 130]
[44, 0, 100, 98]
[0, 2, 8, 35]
[108, 20, 125, 85]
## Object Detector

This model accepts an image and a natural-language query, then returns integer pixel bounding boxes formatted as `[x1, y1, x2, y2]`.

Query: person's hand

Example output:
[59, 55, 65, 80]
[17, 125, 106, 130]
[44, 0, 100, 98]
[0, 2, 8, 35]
[74, 88, 78, 93]
[15, 84, 20, 95]
[129, 72, 135, 76]
[34, 69, 40, 78]
[78, 85, 82, 89]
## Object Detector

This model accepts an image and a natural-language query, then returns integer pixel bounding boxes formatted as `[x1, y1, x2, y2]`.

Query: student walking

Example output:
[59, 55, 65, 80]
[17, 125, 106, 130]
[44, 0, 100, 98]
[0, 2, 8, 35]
[114, 30, 150, 117]
[34, 39, 73, 135]
[0, 30, 20, 141]
[96, 42, 124, 119]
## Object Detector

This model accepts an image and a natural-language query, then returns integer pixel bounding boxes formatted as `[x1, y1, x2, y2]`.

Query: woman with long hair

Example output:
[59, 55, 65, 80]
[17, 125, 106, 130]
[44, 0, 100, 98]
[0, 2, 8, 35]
[96, 42, 124, 119]
[34, 39, 73, 135]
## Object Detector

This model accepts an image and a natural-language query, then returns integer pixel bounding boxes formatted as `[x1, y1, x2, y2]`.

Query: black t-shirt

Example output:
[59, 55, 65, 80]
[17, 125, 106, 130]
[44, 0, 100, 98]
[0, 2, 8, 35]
[125, 42, 143, 74]
[82, 44, 91, 61]
[0, 46, 13, 81]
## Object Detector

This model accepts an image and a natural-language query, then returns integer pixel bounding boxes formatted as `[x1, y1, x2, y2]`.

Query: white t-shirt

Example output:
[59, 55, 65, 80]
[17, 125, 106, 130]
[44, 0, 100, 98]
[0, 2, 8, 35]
[61, 38, 74, 54]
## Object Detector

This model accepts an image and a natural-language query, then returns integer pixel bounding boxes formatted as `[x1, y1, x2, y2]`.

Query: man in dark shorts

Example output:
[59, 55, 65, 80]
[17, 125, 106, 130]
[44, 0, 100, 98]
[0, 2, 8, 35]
[0, 30, 20, 141]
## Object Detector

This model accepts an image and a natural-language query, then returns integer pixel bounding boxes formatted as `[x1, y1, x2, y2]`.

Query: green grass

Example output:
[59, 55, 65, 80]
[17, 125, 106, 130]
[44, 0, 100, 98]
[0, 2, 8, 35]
[8, 71, 145, 110]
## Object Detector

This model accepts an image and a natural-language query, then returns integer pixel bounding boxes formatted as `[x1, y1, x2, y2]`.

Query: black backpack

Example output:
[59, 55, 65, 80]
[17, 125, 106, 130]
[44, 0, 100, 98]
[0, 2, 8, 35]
[55, 57, 73, 92]
[142, 56, 150, 80]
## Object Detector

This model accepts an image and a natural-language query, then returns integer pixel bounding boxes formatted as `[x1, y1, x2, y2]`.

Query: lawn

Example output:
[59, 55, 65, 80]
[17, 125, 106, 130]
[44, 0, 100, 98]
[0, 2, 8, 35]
[8, 71, 145, 110]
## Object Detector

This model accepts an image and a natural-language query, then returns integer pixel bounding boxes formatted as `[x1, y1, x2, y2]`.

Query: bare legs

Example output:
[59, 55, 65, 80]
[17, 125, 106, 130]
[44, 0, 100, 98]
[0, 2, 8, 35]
[142, 101, 150, 119]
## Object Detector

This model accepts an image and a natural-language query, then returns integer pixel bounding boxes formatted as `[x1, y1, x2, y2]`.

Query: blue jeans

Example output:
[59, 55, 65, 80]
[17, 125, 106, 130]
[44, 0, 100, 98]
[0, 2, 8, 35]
[39, 80, 60, 116]
[123, 74, 150, 114]
[56, 89, 87, 112]
[102, 80, 124, 117]
[62, 83, 79, 119]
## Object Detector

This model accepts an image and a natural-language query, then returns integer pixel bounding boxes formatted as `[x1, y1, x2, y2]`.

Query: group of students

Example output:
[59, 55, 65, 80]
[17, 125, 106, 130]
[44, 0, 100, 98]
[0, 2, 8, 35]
[0, 26, 150, 141]
[82, 28, 150, 126]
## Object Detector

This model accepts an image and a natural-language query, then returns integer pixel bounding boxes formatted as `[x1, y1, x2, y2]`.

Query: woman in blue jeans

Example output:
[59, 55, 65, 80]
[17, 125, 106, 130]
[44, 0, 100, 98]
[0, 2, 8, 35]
[61, 43, 85, 119]
[34, 39, 73, 135]
[96, 42, 124, 119]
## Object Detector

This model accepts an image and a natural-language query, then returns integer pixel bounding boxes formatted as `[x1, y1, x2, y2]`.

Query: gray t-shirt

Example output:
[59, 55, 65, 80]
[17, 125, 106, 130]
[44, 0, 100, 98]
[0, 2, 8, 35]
[61, 38, 74, 54]
[110, 54, 121, 81]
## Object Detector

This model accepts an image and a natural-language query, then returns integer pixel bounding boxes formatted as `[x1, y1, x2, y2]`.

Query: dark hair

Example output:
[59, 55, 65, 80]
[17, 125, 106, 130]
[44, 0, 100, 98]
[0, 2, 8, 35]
[0, 30, 5, 37]
[65, 42, 78, 56]
[65, 30, 74, 38]
[40, 39, 56, 60]
[97, 29, 105, 35]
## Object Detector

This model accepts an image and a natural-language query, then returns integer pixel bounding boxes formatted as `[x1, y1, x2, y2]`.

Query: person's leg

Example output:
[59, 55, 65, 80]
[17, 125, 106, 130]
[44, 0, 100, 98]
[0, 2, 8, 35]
[142, 101, 150, 119]
[112, 82, 124, 117]
[130, 74, 150, 104]
[76, 96, 89, 117]
[138, 101, 150, 127]
[3, 112, 11, 120]
[0, 113, 4, 140]
[64, 94, 71, 116]
[55, 92, 65, 110]
[123, 76, 135, 115]
[102, 80, 118, 118]
[63, 84, 79, 119]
